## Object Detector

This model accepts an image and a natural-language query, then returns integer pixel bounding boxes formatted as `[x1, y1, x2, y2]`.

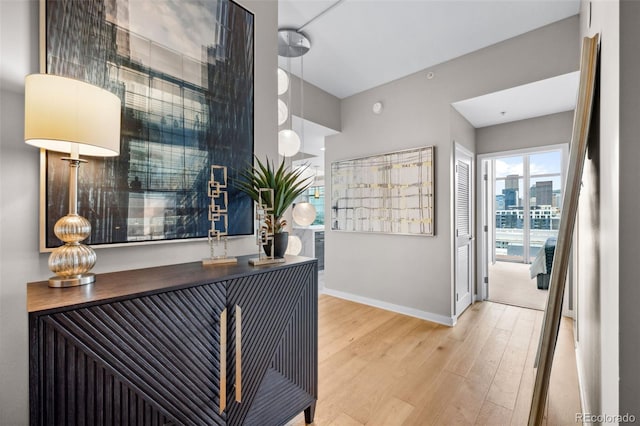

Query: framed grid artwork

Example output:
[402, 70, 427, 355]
[331, 146, 435, 236]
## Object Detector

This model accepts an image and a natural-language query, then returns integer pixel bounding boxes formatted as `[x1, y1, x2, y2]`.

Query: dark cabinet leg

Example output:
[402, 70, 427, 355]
[304, 401, 317, 424]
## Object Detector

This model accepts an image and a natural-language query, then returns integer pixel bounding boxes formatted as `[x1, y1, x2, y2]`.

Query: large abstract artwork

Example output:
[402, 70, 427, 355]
[331, 146, 435, 236]
[41, 0, 254, 249]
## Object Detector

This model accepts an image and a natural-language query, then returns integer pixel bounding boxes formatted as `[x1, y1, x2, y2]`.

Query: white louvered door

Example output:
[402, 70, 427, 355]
[455, 146, 473, 316]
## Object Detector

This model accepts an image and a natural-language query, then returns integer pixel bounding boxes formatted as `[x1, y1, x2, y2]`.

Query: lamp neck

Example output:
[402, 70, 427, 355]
[70, 143, 80, 160]
[60, 156, 88, 216]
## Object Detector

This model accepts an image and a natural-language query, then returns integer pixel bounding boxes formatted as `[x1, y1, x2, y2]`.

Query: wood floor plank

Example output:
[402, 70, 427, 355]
[329, 413, 365, 426]
[393, 370, 461, 425]
[476, 400, 513, 425]
[285, 297, 581, 426]
[319, 306, 396, 362]
[408, 370, 466, 426]
[318, 301, 379, 340]
[486, 311, 534, 410]
[510, 310, 544, 425]
[318, 351, 369, 400]
[445, 319, 495, 378]
[391, 337, 463, 407]
[337, 359, 400, 424]
[388, 323, 449, 381]
[466, 327, 511, 395]
[547, 318, 582, 425]
[383, 320, 439, 365]
[495, 305, 522, 332]
[432, 378, 485, 425]
[365, 397, 415, 426]
[449, 302, 488, 341]
[345, 314, 426, 362]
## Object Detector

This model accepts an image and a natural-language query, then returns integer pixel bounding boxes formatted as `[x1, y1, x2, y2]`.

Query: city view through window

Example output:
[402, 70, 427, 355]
[494, 150, 563, 262]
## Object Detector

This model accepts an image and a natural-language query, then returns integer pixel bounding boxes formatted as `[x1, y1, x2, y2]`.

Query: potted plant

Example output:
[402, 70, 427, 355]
[236, 156, 312, 257]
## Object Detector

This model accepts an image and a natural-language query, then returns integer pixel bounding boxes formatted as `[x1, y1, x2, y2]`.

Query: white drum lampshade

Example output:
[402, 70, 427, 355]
[293, 202, 316, 226]
[25, 74, 121, 156]
[286, 235, 303, 255]
[278, 129, 301, 157]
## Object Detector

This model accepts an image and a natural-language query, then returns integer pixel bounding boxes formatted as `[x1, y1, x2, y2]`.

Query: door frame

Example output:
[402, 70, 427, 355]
[476, 143, 569, 302]
[452, 143, 475, 317]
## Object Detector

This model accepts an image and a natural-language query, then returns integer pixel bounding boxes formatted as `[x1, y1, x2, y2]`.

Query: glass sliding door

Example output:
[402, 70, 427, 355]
[493, 149, 564, 263]
[494, 156, 525, 261]
[528, 151, 563, 262]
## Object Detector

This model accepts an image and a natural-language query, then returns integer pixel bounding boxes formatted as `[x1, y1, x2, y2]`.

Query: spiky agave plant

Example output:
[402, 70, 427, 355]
[236, 156, 313, 233]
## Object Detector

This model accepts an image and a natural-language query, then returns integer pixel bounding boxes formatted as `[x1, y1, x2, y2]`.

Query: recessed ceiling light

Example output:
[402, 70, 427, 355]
[320, 147, 326, 151]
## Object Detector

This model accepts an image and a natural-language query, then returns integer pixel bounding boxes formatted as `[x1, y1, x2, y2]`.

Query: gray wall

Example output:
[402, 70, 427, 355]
[476, 111, 574, 155]
[324, 16, 579, 322]
[451, 107, 476, 154]
[618, 0, 640, 419]
[287, 74, 341, 132]
[575, 0, 620, 419]
[0, 0, 278, 423]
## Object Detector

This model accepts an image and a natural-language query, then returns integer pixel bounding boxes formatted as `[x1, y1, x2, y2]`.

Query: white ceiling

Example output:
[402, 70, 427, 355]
[278, 0, 580, 99]
[452, 71, 580, 128]
[279, 0, 582, 170]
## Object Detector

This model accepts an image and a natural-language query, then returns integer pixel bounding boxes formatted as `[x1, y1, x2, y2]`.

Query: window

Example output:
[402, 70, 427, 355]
[494, 149, 564, 262]
[306, 186, 324, 226]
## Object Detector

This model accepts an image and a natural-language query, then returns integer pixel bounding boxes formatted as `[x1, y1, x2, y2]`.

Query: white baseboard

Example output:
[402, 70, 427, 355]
[321, 287, 456, 327]
[574, 343, 591, 422]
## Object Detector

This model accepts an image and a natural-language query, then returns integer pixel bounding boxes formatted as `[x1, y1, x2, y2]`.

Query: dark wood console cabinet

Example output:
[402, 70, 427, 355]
[28, 256, 317, 426]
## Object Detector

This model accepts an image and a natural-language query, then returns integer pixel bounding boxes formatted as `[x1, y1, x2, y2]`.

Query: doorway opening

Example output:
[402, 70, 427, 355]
[479, 145, 567, 311]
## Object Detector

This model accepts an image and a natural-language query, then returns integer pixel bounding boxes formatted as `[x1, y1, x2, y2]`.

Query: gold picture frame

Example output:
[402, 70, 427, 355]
[38, 0, 255, 251]
[528, 33, 600, 425]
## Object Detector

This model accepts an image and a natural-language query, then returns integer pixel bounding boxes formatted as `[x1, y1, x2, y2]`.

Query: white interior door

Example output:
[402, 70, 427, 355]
[480, 159, 492, 300]
[455, 145, 473, 316]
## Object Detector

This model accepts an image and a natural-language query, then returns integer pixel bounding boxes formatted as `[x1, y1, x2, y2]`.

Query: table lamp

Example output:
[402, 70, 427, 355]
[24, 74, 121, 287]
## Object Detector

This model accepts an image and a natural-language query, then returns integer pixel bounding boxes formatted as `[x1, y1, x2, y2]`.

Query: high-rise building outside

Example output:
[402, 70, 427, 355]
[505, 174, 519, 189]
[502, 188, 518, 208]
[536, 181, 553, 206]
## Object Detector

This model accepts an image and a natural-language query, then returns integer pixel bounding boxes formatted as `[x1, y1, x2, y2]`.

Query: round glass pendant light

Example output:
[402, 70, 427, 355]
[278, 129, 301, 157]
[286, 235, 303, 255]
[277, 99, 288, 126]
[293, 202, 316, 226]
[277, 68, 289, 95]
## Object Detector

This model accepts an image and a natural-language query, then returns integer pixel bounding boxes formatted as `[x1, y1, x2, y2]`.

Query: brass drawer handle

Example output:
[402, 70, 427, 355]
[235, 304, 242, 402]
[219, 308, 227, 414]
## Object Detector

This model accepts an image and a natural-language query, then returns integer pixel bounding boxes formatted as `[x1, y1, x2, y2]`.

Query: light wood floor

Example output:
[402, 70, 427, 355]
[288, 295, 581, 426]
[489, 261, 549, 311]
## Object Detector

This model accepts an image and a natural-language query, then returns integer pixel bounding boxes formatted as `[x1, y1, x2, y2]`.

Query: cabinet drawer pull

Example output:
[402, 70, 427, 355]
[219, 308, 227, 413]
[235, 304, 242, 402]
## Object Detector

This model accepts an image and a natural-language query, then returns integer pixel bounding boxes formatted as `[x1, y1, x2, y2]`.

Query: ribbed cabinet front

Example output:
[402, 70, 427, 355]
[29, 259, 317, 426]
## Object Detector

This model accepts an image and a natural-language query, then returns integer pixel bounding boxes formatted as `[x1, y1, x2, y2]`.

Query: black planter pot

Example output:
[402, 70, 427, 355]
[263, 232, 288, 258]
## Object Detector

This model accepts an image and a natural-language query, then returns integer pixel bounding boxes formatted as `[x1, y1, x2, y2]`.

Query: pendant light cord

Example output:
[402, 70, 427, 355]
[298, 0, 347, 32]
[301, 54, 305, 155]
